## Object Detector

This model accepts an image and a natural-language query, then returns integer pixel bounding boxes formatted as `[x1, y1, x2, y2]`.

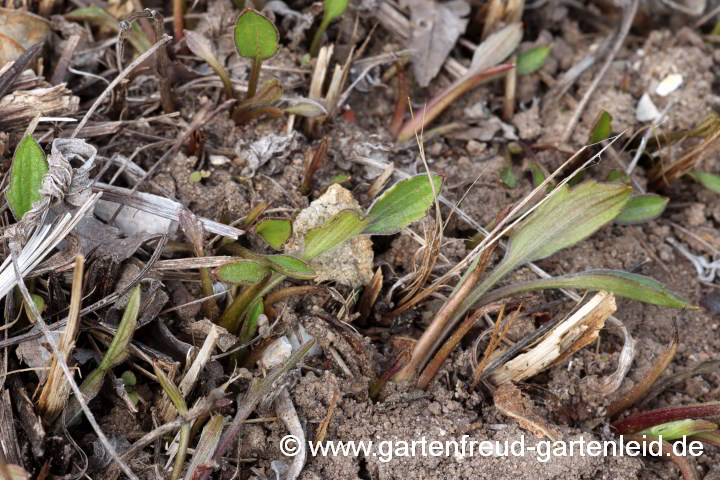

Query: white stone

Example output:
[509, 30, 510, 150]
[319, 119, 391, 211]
[655, 73, 683, 97]
[636, 93, 660, 123]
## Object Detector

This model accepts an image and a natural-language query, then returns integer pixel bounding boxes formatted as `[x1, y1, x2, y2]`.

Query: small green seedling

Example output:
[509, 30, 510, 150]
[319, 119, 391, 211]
[516, 45, 551, 75]
[8, 136, 47, 221]
[121, 370, 139, 406]
[190, 170, 210, 182]
[234, 8, 279, 100]
[153, 362, 189, 480]
[216, 174, 443, 334]
[309, 0, 349, 57]
[185, 29, 234, 98]
[57, 286, 141, 429]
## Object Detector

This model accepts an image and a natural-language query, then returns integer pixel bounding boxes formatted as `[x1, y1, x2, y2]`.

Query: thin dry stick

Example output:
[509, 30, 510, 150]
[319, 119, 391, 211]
[471, 305, 518, 389]
[10, 254, 139, 480]
[72, 35, 173, 138]
[560, 0, 639, 143]
[416, 301, 505, 389]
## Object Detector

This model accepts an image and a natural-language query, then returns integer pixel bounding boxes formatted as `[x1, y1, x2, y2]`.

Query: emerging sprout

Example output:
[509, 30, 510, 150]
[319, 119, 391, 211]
[234, 8, 279, 99]
[309, 0, 349, 57]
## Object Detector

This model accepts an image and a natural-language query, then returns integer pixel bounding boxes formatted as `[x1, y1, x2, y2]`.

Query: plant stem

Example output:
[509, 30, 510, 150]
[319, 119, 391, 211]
[309, 18, 331, 58]
[246, 58, 262, 100]
[172, 0, 185, 42]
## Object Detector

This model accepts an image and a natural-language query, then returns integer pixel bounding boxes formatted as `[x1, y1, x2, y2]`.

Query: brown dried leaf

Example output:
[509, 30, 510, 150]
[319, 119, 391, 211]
[0, 8, 50, 67]
[493, 383, 560, 441]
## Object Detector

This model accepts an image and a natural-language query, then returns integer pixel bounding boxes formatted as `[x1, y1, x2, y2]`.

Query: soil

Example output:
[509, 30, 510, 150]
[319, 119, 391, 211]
[2, 1, 720, 480]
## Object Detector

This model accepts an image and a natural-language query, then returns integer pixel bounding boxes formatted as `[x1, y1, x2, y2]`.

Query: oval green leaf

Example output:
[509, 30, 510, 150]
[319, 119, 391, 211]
[614, 194, 669, 224]
[516, 45, 551, 75]
[690, 171, 720, 193]
[364, 174, 444, 235]
[214, 260, 270, 285]
[255, 217, 292, 249]
[589, 110, 613, 144]
[8, 136, 48, 221]
[499, 166, 517, 189]
[234, 8, 279, 61]
[265, 255, 316, 279]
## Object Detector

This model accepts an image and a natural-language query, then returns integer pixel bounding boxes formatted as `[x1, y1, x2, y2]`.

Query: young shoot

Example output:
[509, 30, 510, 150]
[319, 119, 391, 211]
[234, 8, 279, 100]
[309, 0, 349, 57]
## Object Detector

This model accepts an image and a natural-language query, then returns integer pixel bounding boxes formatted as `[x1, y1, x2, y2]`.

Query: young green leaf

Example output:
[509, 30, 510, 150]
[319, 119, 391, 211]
[614, 194, 669, 224]
[479, 269, 694, 309]
[153, 363, 189, 480]
[503, 181, 631, 267]
[255, 218, 292, 249]
[499, 167, 517, 189]
[214, 260, 270, 285]
[638, 419, 717, 441]
[690, 171, 720, 193]
[234, 9, 279, 61]
[58, 286, 141, 429]
[516, 45, 551, 75]
[613, 401, 720, 434]
[100, 285, 141, 370]
[588, 110, 613, 144]
[264, 255, 317, 279]
[244, 298, 263, 339]
[301, 210, 369, 260]
[363, 174, 444, 235]
[607, 169, 631, 185]
[8, 136, 48, 221]
[526, 162, 548, 189]
[23, 294, 45, 322]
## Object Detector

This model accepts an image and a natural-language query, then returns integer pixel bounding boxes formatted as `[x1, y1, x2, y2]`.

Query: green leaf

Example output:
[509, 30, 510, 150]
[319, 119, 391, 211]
[190, 170, 210, 182]
[325, 0, 350, 20]
[479, 269, 694, 309]
[329, 174, 351, 184]
[607, 169, 631, 185]
[153, 362, 187, 414]
[588, 110, 613, 144]
[302, 210, 369, 260]
[282, 102, 328, 117]
[214, 260, 270, 285]
[264, 255, 317, 279]
[23, 294, 45, 322]
[639, 419, 717, 441]
[234, 8, 279, 61]
[99, 285, 141, 370]
[255, 218, 292, 249]
[239, 298, 263, 345]
[153, 363, 189, 480]
[516, 45, 551, 75]
[363, 174, 444, 235]
[499, 167, 517, 189]
[526, 162, 548, 189]
[121, 370, 137, 388]
[690, 171, 720, 193]
[504, 181, 631, 267]
[8, 136, 48, 221]
[614, 194, 669, 224]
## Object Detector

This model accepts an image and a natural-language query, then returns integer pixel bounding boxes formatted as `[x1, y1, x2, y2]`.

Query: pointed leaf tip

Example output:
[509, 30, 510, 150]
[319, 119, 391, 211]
[363, 174, 444, 235]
